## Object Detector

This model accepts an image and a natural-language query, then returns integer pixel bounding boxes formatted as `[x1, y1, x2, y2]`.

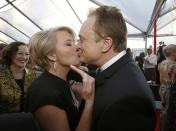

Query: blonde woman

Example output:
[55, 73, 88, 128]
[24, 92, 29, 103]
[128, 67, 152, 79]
[26, 26, 95, 131]
[159, 44, 176, 131]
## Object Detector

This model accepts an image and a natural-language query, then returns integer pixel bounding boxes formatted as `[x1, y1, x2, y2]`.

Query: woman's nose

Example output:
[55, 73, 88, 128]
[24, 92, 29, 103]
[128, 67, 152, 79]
[75, 43, 80, 52]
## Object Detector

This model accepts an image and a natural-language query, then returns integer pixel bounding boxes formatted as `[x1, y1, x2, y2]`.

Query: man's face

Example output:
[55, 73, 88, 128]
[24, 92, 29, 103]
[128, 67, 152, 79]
[76, 16, 103, 65]
[147, 49, 152, 55]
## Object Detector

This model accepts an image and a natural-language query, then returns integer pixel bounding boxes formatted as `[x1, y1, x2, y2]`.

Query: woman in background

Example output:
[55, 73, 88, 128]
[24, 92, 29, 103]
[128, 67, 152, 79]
[0, 43, 7, 69]
[0, 41, 36, 114]
[26, 26, 95, 131]
[159, 44, 176, 131]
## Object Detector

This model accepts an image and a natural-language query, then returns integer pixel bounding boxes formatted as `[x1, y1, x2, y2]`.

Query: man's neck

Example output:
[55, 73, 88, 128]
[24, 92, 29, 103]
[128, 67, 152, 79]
[100, 50, 126, 71]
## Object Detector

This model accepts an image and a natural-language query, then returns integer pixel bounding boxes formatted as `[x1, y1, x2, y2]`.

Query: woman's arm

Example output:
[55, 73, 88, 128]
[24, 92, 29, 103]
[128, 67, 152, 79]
[35, 105, 71, 131]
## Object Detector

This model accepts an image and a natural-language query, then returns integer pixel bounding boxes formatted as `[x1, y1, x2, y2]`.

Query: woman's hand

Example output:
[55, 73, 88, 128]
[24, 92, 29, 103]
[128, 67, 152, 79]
[70, 65, 95, 103]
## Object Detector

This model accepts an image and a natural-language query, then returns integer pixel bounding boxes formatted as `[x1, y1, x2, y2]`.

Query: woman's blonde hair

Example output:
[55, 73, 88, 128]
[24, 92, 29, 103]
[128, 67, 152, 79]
[29, 26, 76, 69]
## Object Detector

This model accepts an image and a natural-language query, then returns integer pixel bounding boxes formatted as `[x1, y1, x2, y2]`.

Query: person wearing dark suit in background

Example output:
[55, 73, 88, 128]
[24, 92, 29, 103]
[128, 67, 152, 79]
[76, 5, 156, 131]
[135, 52, 145, 73]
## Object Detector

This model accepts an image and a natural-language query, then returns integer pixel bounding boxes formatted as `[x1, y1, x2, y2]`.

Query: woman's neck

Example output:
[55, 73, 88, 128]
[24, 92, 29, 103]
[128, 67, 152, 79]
[48, 66, 69, 81]
[10, 65, 24, 79]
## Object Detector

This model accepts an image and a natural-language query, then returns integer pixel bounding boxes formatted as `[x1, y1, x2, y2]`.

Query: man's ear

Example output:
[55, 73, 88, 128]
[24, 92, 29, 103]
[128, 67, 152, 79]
[102, 37, 113, 53]
[47, 52, 56, 62]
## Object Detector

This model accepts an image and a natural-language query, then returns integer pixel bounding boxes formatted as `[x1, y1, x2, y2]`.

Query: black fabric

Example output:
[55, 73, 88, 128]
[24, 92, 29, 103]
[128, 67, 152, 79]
[26, 71, 80, 131]
[0, 112, 39, 131]
[150, 84, 161, 101]
[92, 51, 156, 131]
[144, 68, 156, 81]
[67, 69, 82, 82]
[15, 79, 25, 112]
[15, 79, 23, 89]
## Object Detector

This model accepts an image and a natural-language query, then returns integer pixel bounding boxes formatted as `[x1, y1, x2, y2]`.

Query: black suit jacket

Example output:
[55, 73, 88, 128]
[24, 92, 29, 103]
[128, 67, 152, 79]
[92, 51, 156, 131]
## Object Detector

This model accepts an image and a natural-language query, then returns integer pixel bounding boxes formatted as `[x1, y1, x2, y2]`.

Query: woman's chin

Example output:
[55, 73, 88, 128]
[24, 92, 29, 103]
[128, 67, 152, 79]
[71, 61, 81, 67]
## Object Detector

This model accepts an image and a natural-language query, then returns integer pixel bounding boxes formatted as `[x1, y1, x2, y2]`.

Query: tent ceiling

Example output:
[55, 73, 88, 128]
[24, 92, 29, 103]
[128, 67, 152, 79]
[0, 0, 176, 44]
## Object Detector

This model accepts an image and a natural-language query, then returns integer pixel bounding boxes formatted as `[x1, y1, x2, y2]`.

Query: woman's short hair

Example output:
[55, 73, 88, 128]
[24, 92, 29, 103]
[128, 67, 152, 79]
[3, 41, 27, 66]
[29, 26, 76, 69]
[88, 6, 127, 52]
[163, 44, 176, 57]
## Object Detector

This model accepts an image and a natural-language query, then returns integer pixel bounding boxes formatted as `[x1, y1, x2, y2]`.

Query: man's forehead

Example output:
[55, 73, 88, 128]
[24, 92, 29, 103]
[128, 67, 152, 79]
[83, 16, 96, 28]
[79, 16, 96, 35]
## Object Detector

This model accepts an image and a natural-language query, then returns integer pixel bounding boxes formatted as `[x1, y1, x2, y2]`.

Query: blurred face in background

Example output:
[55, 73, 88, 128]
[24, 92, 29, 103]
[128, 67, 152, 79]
[11, 45, 29, 68]
[147, 49, 152, 55]
[53, 30, 80, 67]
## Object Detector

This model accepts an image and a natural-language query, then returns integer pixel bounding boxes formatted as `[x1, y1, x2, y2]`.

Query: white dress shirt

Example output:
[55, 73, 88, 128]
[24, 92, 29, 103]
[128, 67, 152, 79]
[144, 53, 157, 68]
[100, 50, 126, 71]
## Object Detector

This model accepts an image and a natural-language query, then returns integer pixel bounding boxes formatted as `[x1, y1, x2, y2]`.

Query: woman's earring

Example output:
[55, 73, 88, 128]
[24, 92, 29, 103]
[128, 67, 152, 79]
[54, 62, 58, 70]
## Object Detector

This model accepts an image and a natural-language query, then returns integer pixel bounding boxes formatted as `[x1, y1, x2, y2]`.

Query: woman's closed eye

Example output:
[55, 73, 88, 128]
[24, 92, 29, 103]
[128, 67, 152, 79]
[65, 40, 75, 46]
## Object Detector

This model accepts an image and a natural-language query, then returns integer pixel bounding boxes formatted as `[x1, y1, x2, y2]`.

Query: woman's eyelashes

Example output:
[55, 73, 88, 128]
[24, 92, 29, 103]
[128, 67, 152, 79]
[65, 39, 75, 46]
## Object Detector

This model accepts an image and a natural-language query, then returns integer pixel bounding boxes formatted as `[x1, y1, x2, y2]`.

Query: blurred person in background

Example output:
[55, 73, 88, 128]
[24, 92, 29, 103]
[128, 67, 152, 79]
[159, 44, 176, 131]
[162, 67, 176, 131]
[135, 52, 145, 73]
[156, 45, 166, 84]
[26, 26, 95, 131]
[0, 43, 7, 69]
[144, 48, 157, 81]
[0, 41, 37, 114]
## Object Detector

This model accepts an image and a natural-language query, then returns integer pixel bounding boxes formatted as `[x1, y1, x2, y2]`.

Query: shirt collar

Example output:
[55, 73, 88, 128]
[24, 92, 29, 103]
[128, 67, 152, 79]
[100, 50, 126, 71]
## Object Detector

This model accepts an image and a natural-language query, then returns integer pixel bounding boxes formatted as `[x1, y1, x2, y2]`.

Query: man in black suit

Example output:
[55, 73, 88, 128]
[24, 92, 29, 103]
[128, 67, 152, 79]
[76, 5, 156, 131]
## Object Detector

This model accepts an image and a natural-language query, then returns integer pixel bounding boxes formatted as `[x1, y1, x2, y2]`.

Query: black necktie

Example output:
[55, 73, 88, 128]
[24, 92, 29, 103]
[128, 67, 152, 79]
[96, 68, 101, 75]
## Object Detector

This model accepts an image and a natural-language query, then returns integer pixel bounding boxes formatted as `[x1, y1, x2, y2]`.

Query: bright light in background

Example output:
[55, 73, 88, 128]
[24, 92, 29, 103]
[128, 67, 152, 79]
[127, 38, 145, 49]
[127, 38, 145, 58]
[157, 37, 176, 45]
[147, 38, 153, 48]
[173, 25, 176, 35]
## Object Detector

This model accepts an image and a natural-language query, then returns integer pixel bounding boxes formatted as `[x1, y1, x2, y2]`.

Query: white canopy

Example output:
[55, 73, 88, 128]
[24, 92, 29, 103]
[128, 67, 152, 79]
[0, 0, 176, 48]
